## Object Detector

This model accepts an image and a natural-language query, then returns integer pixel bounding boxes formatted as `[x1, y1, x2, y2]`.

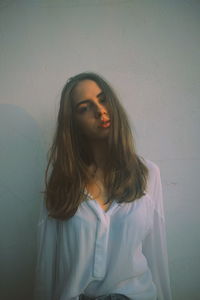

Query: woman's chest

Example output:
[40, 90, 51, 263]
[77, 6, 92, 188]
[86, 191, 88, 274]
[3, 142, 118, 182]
[86, 181, 111, 212]
[64, 193, 154, 245]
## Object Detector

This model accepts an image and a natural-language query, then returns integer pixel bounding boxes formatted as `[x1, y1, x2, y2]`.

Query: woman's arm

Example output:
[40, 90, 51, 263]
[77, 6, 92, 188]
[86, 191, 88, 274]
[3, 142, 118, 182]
[142, 160, 172, 300]
[34, 201, 59, 300]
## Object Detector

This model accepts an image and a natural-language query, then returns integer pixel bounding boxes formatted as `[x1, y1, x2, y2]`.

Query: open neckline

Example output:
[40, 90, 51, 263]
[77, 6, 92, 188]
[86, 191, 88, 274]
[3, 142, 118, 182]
[84, 188, 113, 213]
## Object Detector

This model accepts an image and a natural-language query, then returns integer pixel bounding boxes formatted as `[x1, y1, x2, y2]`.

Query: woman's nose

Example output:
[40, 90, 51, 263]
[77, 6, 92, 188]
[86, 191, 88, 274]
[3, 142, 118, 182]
[94, 104, 108, 118]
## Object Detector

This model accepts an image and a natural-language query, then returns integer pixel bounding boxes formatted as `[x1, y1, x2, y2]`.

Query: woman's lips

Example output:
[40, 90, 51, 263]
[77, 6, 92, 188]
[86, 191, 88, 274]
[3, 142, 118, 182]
[99, 121, 111, 128]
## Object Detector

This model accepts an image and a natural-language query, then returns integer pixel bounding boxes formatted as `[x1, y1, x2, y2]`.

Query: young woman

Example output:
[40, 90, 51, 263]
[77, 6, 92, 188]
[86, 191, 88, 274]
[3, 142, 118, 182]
[34, 72, 172, 300]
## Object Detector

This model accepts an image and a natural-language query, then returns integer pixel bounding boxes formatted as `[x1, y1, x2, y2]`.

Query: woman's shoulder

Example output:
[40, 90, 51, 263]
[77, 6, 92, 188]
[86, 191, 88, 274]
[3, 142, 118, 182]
[140, 157, 162, 197]
[141, 157, 160, 173]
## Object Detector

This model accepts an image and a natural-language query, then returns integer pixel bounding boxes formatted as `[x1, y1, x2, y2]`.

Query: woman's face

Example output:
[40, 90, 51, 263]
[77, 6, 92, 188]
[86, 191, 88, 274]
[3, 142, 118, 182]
[72, 79, 111, 140]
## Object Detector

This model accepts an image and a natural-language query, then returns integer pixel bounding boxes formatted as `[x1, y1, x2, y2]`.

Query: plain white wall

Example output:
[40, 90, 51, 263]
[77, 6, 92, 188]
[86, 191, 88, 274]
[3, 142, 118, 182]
[0, 0, 199, 299]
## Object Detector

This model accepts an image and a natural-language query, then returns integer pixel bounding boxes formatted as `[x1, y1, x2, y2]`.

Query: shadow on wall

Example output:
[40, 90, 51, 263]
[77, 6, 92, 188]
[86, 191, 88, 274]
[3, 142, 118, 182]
[0, 104, 45, 300]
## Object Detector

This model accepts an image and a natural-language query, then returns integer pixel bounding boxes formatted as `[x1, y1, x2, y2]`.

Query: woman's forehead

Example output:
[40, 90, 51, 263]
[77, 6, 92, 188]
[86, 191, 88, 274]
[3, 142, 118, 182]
[72, 80, 102, 103]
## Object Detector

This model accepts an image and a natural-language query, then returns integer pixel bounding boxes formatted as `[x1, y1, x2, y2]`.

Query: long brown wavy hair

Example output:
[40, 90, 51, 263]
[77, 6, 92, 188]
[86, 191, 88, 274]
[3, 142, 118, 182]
[44, 72, 149, 220]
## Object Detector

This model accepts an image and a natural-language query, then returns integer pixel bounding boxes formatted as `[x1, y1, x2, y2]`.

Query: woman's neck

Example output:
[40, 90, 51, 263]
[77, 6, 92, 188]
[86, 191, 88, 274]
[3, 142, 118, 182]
[88, 139, 108, 172]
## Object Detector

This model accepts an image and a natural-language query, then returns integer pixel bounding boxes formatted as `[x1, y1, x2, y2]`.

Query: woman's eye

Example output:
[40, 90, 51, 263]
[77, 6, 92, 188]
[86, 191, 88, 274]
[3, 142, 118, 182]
[100, 97, 106, 103]
[78, 105, 90, 113]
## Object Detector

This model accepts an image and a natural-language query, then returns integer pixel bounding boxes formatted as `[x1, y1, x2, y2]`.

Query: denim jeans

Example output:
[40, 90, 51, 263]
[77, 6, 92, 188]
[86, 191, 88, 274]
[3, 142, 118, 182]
[79, 294, 130, 300]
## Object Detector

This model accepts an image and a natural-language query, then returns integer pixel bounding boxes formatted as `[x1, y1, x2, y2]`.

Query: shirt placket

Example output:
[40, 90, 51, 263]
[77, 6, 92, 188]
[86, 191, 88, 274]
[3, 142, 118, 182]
[86, 199, 110, 279]
[93, 216, 110, 278]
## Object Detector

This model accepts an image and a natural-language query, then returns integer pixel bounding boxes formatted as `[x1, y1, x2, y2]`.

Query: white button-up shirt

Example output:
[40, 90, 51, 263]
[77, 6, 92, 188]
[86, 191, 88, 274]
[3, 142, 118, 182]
[34, 159, 172, 300]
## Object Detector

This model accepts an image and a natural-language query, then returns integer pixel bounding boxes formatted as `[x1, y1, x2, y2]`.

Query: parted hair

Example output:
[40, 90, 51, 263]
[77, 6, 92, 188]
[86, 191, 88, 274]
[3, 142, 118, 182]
[44, 72, 149, 220]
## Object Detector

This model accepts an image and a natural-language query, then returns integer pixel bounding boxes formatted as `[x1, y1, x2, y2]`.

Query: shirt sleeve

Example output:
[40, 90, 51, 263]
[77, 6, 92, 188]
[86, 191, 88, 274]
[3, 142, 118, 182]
[142, 160, 172, 300]
[34, 200, 59, 300]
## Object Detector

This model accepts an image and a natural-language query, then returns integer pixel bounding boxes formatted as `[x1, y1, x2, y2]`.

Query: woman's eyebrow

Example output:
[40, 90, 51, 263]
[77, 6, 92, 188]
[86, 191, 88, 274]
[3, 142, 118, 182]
[75, 92, 104, 108]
